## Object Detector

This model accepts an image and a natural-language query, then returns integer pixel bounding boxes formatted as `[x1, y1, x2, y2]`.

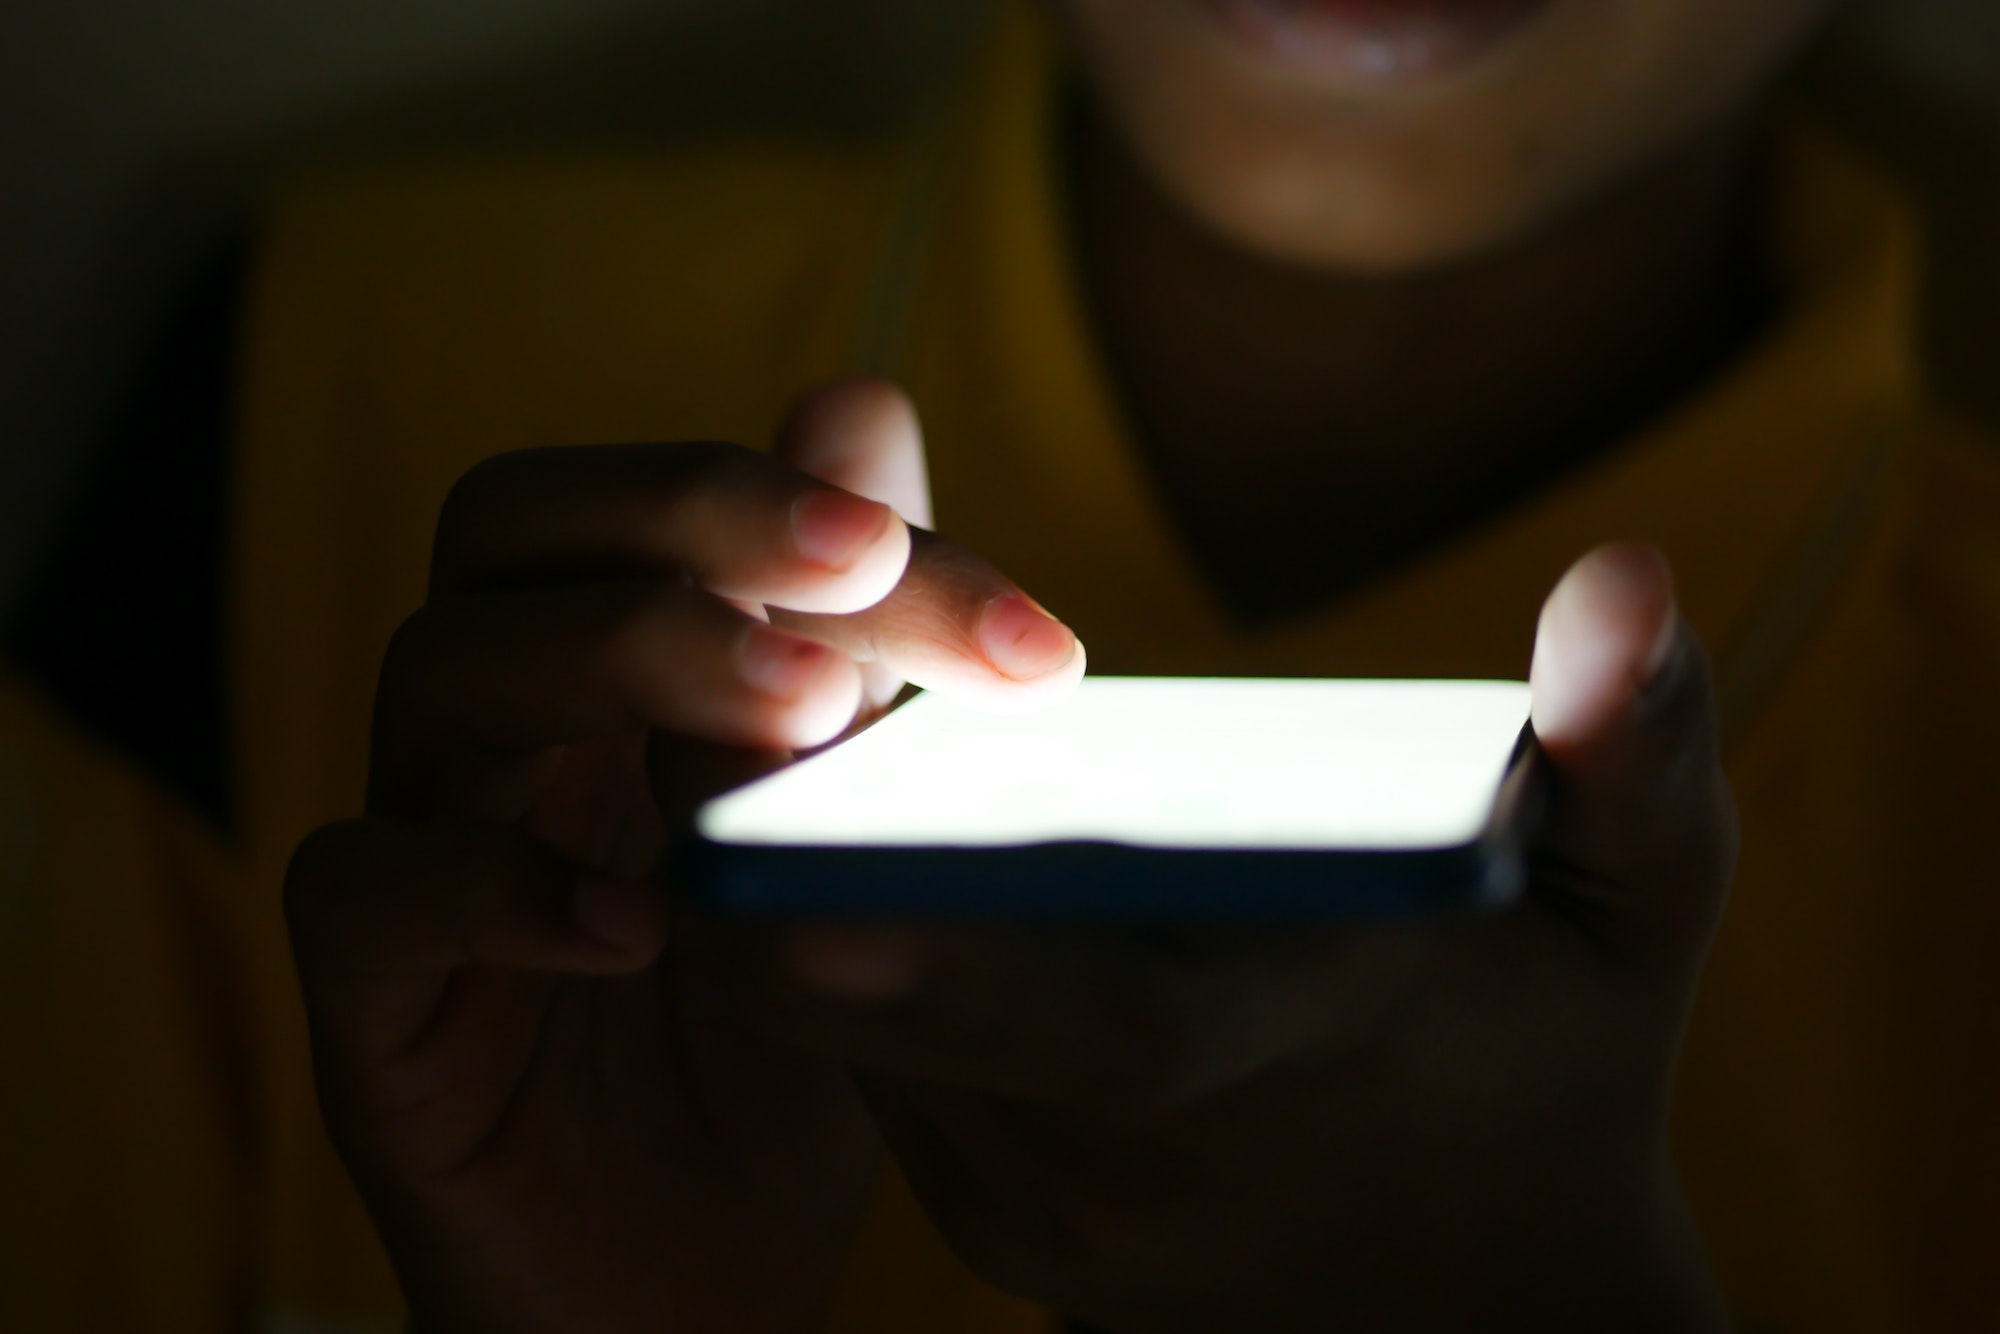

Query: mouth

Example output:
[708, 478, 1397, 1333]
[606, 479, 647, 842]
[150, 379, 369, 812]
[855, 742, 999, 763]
[1199, 0, 1558, 82]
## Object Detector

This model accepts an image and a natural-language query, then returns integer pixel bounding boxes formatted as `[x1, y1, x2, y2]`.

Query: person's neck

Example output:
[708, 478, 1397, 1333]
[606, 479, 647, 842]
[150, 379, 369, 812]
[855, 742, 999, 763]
[1066, 98, 1772, 625]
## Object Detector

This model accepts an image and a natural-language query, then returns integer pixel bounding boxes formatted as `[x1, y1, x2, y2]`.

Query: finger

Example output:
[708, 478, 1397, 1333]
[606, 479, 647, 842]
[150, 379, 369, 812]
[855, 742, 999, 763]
[774, 378, 935, 711]
[770, 378, 1081, 712]
[1528, 543, 1737, 938]
[285, 818, 667, 1053]
[431, 440, 911, 615]
[773, 377, 934, 529]
[775, 528, 1088, 714]
[372, 581, 863, 816]
[287, 820, 670, 1189]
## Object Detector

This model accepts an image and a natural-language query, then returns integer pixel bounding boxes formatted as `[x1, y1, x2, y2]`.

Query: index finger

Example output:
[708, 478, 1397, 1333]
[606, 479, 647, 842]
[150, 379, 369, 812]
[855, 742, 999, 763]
[776, 527, 1089, 714]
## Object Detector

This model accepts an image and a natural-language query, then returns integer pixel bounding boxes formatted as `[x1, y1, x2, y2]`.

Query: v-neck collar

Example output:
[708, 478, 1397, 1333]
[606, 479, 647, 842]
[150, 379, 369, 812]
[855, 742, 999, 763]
[894, 6, 1923, 734]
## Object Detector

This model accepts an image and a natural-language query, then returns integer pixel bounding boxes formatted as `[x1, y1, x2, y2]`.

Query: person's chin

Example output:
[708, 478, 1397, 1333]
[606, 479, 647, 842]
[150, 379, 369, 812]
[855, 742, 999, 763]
[1148, 137, 1558, 278]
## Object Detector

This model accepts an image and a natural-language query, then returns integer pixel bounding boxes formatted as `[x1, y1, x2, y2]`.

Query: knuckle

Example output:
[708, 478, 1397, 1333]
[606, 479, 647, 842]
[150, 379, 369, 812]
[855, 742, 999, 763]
[905, 529, 1003, 601]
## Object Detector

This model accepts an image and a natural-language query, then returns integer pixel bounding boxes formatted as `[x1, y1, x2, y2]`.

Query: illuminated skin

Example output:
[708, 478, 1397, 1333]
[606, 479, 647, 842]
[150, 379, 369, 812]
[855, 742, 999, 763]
[283, 0, 1843, 1327]
[1055, 0, 1843, 618]
[1055, 0, 1838, 272]
[291, 385, 1732, 1332]
[289, 384, 1089, 1333]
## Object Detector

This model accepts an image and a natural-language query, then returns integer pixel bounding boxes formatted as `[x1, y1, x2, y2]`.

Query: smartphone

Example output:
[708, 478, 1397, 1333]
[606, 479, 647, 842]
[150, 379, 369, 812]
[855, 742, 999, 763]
[681, 677, 1543, 920]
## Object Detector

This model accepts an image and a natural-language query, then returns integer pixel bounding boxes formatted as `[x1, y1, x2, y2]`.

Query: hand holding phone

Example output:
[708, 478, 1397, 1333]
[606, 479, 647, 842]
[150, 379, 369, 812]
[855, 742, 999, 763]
[284, 380, 1082, 1333]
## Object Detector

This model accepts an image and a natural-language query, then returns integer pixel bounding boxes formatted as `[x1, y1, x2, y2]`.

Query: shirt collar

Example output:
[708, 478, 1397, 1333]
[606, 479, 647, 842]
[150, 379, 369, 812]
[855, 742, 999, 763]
[898, 6, 1925, 728]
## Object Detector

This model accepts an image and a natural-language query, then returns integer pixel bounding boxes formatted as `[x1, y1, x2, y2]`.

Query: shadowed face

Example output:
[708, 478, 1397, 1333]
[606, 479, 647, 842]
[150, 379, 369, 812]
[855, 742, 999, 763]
[1053, 0, 1840, 273]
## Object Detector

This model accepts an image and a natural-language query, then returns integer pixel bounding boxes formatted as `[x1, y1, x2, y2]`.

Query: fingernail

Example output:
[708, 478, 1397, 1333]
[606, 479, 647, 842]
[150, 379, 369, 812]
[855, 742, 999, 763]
[792, 490, 890, 571]
[739, 625, 833, 698]
[979, 593, 1077, 681]
[572, 876, 655, 952]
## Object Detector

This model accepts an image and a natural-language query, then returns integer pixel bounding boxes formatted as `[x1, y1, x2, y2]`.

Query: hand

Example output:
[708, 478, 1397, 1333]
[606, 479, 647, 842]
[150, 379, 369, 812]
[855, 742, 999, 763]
[722, 543, 1736, 1332]
[283, 379, 1085, 1334]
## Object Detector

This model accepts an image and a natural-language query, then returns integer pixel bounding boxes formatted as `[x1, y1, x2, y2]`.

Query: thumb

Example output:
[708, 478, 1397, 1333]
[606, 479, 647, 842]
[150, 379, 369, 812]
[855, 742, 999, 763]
[774, 377, 934, 530]
[1528, 543, 1737, 941]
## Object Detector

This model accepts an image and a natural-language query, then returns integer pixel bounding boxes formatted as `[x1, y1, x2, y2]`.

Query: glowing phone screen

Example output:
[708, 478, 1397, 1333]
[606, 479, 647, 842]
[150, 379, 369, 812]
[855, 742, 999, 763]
[697, 677, 1532, 854]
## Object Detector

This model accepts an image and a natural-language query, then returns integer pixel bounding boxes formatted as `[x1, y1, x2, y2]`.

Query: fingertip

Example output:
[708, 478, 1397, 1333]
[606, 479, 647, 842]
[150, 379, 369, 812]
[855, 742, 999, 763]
[739, 624, 837, 695]
[770, 651, 867, 750]
[777, 378, 934, 530]
[909, 631, 1088, 716]
[977, 633, 1089, 715]
[729, 624, 864, 749]
[969, 593, 1087, 712]
[979, 593, 1080, 680]
[1530, 542, 1679, 753]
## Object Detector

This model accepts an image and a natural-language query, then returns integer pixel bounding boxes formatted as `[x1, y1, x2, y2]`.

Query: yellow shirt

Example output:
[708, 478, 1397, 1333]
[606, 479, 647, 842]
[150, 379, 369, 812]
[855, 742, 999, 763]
[5, 7, 1999, 1331]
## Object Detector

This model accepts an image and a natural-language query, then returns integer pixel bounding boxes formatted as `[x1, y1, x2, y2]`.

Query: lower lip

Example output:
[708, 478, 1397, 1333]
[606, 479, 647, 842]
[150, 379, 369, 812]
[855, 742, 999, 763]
[1200, 0, 1556, 81]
